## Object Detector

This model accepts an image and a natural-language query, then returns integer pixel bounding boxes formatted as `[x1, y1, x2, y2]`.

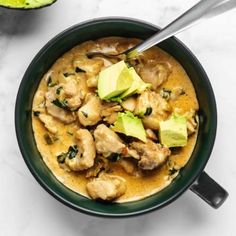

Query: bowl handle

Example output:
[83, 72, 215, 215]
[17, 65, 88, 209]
[190, 171, 228, 208]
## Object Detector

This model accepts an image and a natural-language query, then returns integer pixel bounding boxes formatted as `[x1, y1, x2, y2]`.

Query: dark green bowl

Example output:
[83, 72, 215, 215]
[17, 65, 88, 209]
[15, 17, 228, 217]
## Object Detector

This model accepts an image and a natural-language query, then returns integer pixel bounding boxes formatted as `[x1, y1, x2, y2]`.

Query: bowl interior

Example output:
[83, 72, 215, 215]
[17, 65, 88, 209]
[15, 18, 217, 217]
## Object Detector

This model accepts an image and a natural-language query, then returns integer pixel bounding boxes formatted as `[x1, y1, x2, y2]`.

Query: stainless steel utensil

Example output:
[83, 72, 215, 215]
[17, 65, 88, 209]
[87, 0, 236, 59]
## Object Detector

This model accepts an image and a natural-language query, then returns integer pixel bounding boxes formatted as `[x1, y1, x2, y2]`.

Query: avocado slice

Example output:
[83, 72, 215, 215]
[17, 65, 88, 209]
[111, 111, 147, 142]
[98, 60, 133, 100]
[159, 114, 187, 148]
[120, 67, 151, 98]
[0, 0, 56, 9]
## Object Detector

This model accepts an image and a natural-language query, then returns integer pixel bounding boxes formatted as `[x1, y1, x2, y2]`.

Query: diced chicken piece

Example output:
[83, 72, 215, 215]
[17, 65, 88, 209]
[38, 113, 58, 134]
[126, 148, 140, 159]
[94, 57, 113, 68]
[86, 76, 98, 88]
[86, 174, 126, 201]
[116, 40, 138, 53]
[63, 78, 78, 96]
[78, 94, 102, 126]
[73, 56, 104, 76]
[65, 129, 96, 171]
[184, 109, 198, 136]
[121, 147, 140, 159]
[72, 40, 100, 55]
[94, 124, 125, 157]
[135, 90, 171, 130]
[86, 157, 109, 178]
[76, 74, 91, 98]
[121, 97, 136, 112]
[101, 102, 122, 124]
[62, 78, 84, 110]
[33, 90, 45, 111]
[66, 94, 82, 110]
[96, 38, 119, 54]
[45, 89, 77, 124]
[146, 129, 158, 141]
[170, 87, 186, 101]
[131, 140, 171, 170]
[119, 159, 137, 175]
[137, 62, 172, 90]
[104, 112, 118, 124]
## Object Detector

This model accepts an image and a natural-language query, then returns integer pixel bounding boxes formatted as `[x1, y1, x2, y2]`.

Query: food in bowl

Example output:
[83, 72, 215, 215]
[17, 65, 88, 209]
[0, 0, 56, 9]
[32, 37, 199, 202]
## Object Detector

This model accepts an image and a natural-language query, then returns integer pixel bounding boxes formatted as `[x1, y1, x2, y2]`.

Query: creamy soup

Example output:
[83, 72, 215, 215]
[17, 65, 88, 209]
[32, 37, 199, 202]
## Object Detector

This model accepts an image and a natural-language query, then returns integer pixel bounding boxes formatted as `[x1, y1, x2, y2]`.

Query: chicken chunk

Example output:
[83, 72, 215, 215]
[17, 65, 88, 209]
[86, 76, 98, 88]
[119, 159, 137, 175]
[78, 94, 102, 126]
[38, 113, 58, 134]
[33, 90, 45, 111]
[130, 140, 171, 170]
[145, 129, 158, 141]
[73, 55, 104, 76]
[62, 78, 84, 110]
[170, 87, 186, 101]
[94, 124, 125, 157]
[44, 76, 87, 124]
[135, 90, 171, 130]
[185, 109, 198, 136]
[101, 102, 122, 124]
[86, 156, 109, 178]
[121, 97, 136, 112]
[65, 129, 96, 171]
[137, 62, 172, 90]
[86, 174, 126, 201]
[45, 89, 77, 124]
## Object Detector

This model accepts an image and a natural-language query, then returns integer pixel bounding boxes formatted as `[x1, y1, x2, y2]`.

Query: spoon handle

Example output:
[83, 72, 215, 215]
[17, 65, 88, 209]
[127, 0, 227, 58]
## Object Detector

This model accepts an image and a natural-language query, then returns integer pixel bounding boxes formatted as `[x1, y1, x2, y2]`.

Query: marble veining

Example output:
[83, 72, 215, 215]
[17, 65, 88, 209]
[0, 0, 236, 235]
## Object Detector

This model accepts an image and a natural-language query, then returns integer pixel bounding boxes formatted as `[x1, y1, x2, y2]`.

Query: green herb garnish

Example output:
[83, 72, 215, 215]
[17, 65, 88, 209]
[107, 153, 121, 162]
[57, 145, 78, 163]
[63, 72, 75, 77]
[160, 88, 172, 99]
[144, 107, 152, 116]
[44, 133, 58, 145]
[56, 86, 63, 95]
[33, 111, 40, 117]
[47, 76, 57, 87]
[108, 96, 123, 103]
[125, 61, 133, 68]
[75, 67, 86, 73]
[81, 111, 88, 118]
[57, 153, 67, 164]
[169, 167, 178, 175]
[67, 131, 73, 136]
[67, 145, 78, 159]
[52, 98, 69, 111]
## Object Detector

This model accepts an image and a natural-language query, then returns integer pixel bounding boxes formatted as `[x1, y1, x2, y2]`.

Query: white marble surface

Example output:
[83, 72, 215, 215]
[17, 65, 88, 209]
[0, 0, 236, 235]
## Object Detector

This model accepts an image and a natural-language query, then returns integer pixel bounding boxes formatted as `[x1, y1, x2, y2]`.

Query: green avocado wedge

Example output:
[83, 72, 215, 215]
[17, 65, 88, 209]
[111, 111, 147, 142]
[0, 0, 56, 9]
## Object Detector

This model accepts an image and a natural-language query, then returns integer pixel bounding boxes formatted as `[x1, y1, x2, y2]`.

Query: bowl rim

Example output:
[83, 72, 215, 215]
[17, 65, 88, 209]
[15, 16, 217, 217]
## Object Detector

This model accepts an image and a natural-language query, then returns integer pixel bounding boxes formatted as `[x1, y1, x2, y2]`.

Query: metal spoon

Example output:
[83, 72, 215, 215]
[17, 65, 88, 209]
[87, 0, 236, 59]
